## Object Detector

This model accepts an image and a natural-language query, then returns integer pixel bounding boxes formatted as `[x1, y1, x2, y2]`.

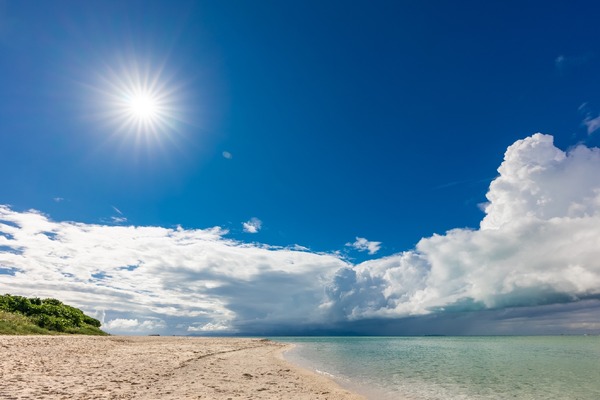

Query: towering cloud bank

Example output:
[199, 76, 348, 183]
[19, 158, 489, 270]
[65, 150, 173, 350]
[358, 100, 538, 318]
[326, 134, 600, 320]
[1, 134, 600, 334]
[482, 134, 600, 229]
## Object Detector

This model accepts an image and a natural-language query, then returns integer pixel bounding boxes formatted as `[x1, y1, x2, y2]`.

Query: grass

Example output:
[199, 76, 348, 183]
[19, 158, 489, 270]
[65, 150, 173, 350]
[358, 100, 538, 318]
[0, 310, 57, 335]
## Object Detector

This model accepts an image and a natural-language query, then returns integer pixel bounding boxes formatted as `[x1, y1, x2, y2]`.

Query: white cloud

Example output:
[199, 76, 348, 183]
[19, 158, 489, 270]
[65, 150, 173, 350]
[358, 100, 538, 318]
[2, 133, 600, 334]
[0, 206, 345, 334]
[327, 134, 600, 321]
[187, 322, 231, 332]
[222, 151, 233, 159]
[481, 133, 600, 229]
[289, 244, 310, 251]
[242, 217, 262, 233]
[104, 318, 166, 333]
[346, 237, 381, 255]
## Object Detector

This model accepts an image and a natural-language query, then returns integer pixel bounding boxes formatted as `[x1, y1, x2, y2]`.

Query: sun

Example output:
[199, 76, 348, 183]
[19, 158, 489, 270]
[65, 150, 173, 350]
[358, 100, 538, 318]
[93, 59, 182, 142]
[127, 92, 159, 122]
[114, 81, 172, 137]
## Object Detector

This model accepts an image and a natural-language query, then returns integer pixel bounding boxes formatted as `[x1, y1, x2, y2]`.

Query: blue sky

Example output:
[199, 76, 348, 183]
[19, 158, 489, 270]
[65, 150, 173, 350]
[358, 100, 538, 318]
[2, 0, 600, 335]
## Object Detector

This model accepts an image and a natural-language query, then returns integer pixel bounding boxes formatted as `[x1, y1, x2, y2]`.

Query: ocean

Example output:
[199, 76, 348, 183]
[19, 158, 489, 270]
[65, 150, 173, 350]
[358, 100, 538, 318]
[275, 336, 600, 400]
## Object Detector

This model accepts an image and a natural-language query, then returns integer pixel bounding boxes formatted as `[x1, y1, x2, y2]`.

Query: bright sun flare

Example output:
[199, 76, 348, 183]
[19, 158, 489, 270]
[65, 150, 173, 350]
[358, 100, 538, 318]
[118, 86, 168, 134]
[95, 60, 181, 141]
[128, 93, 159, 121]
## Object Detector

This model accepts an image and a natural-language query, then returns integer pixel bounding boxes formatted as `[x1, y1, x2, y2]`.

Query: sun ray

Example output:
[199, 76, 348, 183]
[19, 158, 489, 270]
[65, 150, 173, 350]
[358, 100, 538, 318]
[88, 56, 185, 151]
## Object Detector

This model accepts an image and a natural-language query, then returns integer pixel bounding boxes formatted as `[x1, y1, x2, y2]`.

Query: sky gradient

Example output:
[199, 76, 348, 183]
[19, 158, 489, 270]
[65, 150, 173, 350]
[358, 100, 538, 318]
[1, 0, 600, 335]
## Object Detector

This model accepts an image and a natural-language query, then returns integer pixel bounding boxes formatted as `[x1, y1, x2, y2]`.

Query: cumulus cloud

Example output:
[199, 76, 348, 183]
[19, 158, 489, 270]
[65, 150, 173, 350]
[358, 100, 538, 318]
[481, 133, 600, 228]
[104, 318, 166, 333]
[2, 133, 600, 334]
[242, 217, 262, 233]
[346, 237, 381, 255]
[326, 133, 600, 322]
[0, 207, 345, 334]
[222, 151, 232, 159]
[187, 322, 231, 332]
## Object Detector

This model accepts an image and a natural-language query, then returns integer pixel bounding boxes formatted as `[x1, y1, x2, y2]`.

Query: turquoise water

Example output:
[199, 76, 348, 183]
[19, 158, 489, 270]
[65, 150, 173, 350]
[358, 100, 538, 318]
[275, 336, 600, 400]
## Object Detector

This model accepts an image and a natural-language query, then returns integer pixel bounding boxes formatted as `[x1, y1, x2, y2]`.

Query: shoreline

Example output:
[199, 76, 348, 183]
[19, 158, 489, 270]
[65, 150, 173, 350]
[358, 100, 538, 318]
[281, 342, 396, 400]
[0, 335, 364, 399]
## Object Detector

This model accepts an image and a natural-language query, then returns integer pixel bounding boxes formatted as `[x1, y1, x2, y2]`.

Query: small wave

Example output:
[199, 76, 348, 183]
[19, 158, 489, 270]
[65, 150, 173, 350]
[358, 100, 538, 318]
[315, 369, 336, 379]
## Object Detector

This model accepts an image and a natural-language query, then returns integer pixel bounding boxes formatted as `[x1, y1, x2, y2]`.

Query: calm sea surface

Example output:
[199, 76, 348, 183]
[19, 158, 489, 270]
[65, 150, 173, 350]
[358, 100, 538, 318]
[274, 336, 600, 400]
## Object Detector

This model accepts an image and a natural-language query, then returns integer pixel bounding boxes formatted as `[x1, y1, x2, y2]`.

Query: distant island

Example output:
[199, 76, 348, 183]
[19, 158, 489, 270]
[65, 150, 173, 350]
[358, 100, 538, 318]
[0, 294, 107, 335]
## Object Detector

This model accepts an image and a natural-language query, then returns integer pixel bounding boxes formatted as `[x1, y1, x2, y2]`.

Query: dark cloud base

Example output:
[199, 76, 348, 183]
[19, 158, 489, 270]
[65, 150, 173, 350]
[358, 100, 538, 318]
[226, 300, 600, 337]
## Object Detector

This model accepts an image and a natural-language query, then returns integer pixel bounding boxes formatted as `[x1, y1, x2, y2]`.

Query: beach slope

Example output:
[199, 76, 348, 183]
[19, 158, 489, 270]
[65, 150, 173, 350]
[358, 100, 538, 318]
[0, 336, 363, 399]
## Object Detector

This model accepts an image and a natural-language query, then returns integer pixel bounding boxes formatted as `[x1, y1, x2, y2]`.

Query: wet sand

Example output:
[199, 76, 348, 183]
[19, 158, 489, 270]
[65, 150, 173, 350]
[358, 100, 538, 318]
[0, 336, 364, 399]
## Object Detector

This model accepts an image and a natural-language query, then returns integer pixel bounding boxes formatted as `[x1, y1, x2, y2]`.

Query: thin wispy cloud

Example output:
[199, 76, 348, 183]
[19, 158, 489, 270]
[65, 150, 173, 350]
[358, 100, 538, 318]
[109, 206, 127, 224]
[242, 217, 262, 233]
[578, 103, 600, 135]
[583, 117, 600, 134]
[555, 53, 594, 74]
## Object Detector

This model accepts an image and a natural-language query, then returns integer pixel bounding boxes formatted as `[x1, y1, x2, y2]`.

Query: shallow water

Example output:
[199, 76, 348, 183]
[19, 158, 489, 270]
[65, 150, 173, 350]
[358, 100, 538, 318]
[276, 336, 600, 400]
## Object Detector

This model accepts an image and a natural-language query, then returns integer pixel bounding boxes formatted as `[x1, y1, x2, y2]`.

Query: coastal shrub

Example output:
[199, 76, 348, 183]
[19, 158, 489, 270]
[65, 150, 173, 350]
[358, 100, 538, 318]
[30, 297, 42, 306]
[83, 314, 102, 327]
[35, 314, 70, 332]
[0, 294, 105, 335]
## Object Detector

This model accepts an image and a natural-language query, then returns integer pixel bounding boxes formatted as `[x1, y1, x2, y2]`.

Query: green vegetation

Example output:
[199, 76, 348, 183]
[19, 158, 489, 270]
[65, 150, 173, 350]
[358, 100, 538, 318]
[0, 294, 107, 335]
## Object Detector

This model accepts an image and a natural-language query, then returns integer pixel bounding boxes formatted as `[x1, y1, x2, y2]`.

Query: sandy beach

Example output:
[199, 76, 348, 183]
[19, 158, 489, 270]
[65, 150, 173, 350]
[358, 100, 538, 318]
[0, 336, 364, 400]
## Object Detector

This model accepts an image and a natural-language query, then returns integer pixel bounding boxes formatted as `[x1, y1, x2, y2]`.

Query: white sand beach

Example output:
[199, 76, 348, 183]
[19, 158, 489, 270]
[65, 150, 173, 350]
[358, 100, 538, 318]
[0, 336, 364, 400]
